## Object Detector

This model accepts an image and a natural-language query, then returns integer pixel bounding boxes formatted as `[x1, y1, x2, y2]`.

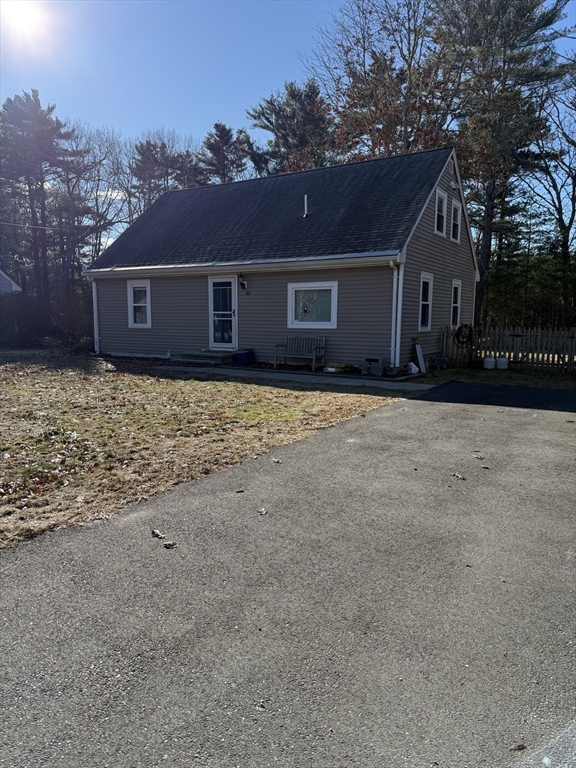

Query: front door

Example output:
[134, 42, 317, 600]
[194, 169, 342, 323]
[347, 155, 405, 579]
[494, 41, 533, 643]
[209, 277, 237, 350]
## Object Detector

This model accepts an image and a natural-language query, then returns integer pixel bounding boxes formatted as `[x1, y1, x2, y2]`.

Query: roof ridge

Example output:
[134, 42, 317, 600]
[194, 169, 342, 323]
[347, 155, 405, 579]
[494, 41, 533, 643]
[170, 146, 454, 194]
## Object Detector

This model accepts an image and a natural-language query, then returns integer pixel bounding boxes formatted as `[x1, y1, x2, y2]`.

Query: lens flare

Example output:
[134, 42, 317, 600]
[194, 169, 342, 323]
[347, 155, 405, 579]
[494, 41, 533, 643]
[1, 0, 51, 48]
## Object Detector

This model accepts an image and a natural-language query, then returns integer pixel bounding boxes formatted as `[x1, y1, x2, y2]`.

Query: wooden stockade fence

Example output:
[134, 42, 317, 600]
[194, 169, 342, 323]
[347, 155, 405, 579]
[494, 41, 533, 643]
[442, 326, 576, 373]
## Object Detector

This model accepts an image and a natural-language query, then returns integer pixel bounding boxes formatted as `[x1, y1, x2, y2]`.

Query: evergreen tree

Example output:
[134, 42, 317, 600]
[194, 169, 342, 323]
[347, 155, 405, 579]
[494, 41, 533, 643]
[197, 122, 251, 184]
[517, 74, 576, 324]
[429, 0, 572, 323]
[130, 139, 179, 209]
[247, 79, 335, 173]
[1, 90, 77, 314]
[172, 149, 209, 189]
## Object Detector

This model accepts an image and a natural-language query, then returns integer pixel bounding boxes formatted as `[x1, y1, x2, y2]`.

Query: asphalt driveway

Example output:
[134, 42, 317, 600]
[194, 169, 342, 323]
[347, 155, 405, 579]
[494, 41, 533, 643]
[1, 383, 574, 768]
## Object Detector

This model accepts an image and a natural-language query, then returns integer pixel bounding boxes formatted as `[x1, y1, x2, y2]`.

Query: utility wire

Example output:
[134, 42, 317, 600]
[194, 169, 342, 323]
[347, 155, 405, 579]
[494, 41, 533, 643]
[0, 220, 67, 231]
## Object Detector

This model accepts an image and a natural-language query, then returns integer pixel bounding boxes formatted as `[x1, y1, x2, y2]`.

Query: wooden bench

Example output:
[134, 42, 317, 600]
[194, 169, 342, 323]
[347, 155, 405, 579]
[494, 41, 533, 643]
[274, 336, 326, 372]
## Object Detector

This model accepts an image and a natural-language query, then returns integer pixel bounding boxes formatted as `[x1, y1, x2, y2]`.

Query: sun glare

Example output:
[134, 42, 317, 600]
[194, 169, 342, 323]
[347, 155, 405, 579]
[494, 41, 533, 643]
[1, 0, 51, 48]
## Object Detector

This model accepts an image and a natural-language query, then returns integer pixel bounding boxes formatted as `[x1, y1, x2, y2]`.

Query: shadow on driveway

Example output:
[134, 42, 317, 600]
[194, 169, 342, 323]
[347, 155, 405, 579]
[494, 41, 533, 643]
[416, 380, 576, 413]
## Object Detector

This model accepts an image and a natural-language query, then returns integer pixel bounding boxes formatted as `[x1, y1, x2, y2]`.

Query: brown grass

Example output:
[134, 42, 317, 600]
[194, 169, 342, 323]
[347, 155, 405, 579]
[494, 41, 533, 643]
[0, 350, 398, 547]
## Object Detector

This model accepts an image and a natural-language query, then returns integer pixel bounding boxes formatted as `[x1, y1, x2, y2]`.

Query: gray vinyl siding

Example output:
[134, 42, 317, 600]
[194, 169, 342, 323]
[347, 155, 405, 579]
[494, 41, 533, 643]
[399, 164, 476, 366]
[97, 277, 208, 357]
[238, 266, 393, 365]
[95, 265, 394, 367]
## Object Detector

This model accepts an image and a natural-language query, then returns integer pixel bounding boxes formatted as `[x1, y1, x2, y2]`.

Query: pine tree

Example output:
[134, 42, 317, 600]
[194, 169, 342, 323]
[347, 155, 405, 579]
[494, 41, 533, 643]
[430, 0, 572, 323]
[1, 90, 78, 315]
[197, 122, 251, 184]
[247, 79, 335, 173]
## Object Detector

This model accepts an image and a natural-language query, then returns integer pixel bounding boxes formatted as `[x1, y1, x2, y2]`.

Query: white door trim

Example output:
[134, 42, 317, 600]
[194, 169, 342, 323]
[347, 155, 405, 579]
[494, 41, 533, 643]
[208, 276, 238, 350]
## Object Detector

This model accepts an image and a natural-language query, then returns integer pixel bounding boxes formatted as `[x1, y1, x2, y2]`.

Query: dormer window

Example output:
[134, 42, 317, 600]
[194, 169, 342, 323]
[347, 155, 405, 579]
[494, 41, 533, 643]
[435, 189, 447, 236]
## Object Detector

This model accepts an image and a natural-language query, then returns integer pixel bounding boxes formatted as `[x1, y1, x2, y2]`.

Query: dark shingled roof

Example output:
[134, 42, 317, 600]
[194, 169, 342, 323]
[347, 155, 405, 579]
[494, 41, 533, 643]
[89, 147, 453, 270]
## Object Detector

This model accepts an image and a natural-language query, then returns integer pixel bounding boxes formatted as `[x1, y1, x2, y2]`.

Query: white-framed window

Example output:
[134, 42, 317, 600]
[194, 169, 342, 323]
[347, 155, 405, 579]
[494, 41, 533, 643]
[448, 157, 455, 176]
[127, 279, 151, 328]
[419, 272, 433, 331]
[451, 200, 461, 242]
[287, 281, 338, 329]
[435, 189, 447, 236]
[451, 279, 462, 327]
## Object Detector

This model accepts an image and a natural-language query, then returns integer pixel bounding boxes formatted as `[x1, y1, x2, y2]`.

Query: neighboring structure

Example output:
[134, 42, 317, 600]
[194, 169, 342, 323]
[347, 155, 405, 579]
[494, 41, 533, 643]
[0, 269, 22, 347]
[0, 269, 22, 295]
[83, 147, 479, 369]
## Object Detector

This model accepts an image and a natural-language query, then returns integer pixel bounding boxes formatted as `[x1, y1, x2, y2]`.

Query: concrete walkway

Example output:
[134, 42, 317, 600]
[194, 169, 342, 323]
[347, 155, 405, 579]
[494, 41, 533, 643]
[156, 363, 434, 392]
[1, 384, 574, 767]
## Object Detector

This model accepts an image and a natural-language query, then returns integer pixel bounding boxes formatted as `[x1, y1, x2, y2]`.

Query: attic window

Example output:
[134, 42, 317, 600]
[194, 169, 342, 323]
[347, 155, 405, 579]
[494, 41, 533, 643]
[448, 158, 455, 175]
[288, 281, 338, 329]
[127, 279, 151, 328]
[435, 190, 447, 236]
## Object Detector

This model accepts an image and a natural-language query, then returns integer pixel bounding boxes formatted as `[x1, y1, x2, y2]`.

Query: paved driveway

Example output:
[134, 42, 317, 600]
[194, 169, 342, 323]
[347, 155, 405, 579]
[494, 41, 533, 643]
[1, 383, 574, 768]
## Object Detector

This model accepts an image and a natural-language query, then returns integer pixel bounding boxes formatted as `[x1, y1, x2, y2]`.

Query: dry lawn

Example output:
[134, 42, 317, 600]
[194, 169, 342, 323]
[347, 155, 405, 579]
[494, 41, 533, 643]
[0, 350, 398, 547]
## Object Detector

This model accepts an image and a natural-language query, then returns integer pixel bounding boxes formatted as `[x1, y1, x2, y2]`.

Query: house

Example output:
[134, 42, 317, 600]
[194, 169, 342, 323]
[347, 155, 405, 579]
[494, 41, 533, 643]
[0, 269, 22, 295]
[0, 269, 22, 347]
[83, 147, 478, 370]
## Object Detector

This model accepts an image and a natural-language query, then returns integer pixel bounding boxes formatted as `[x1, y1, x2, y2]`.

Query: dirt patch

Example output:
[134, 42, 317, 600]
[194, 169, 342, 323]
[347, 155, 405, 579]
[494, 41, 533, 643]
[0, 350, 399, 547]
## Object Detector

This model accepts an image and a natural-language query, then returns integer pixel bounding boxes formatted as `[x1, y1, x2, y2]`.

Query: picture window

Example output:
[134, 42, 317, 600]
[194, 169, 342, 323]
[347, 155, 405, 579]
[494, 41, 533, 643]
[287, 281, 338, 329]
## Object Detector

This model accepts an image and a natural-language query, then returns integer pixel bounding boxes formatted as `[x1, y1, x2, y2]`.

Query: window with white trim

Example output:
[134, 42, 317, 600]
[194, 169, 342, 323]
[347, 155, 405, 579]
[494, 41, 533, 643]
[451, 200, 461, 242]
[127, 279, 151, 328]
[287, 281, 338, 329]
[451, 279, 462, 327]
[435, 189, 447, 236]
[419, 272, 433, 331]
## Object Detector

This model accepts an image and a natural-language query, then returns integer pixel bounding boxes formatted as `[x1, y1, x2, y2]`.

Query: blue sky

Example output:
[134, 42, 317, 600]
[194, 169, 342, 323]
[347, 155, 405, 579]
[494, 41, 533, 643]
[0, 0, 337, 143]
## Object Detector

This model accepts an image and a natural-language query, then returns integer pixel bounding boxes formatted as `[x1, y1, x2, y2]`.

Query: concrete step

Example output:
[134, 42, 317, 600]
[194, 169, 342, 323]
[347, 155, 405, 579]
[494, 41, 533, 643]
[173, 350, 234, 366]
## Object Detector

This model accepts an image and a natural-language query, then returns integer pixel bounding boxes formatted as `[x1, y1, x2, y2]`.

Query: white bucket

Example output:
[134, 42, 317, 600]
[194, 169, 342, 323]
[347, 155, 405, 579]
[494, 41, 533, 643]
[483, 356, 496, 370]
[496, 356, 509, 370]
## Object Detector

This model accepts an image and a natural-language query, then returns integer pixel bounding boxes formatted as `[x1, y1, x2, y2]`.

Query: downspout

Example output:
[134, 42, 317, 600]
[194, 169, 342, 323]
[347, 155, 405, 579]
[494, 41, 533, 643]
[91, 280, 100, 354]
[394, 263, 405, 367]
[389, 261, 398, 367]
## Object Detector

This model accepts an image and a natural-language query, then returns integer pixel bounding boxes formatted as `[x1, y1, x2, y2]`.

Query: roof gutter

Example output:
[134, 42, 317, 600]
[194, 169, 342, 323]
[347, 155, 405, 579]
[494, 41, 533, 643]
[83, 249, 403, 279]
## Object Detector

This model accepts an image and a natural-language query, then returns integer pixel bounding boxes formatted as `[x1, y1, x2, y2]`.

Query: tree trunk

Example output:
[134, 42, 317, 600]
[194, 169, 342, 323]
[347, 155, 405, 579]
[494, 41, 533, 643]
[26, 181, 42, 295]
[474, 179, 497, 326]
[559, 227, 571, 327]
[38, 170, 51, 317]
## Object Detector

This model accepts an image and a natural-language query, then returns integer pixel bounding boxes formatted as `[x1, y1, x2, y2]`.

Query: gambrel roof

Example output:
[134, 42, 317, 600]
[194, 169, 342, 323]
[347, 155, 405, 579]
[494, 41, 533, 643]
[88, 147, 455, 271]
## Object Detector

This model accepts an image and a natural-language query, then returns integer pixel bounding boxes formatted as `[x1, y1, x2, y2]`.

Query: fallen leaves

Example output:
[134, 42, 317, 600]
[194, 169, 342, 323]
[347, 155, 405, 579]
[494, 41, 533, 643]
[0, 351, 396, 546]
